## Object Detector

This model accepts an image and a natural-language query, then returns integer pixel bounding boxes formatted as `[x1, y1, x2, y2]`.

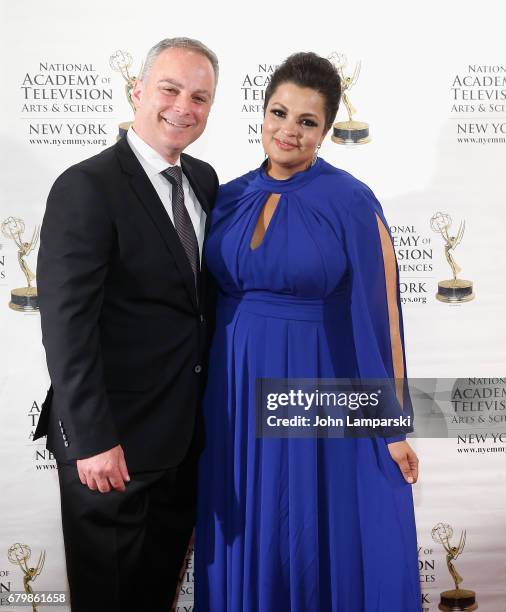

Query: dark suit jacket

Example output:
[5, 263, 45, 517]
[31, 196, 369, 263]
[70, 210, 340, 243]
[34, 136, 218, 472]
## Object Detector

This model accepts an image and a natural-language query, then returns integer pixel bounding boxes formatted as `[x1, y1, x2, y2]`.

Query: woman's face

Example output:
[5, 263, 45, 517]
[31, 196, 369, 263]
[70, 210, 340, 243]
[262, 82, 327, 178]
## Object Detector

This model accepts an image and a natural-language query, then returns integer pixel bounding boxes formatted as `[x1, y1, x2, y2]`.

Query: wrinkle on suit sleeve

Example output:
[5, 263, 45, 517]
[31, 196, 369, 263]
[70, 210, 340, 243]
[38, 167, 120, 459]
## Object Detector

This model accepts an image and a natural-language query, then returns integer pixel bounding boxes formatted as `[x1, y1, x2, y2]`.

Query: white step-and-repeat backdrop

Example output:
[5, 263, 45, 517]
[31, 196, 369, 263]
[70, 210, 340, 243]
[1, 1, 505, 610]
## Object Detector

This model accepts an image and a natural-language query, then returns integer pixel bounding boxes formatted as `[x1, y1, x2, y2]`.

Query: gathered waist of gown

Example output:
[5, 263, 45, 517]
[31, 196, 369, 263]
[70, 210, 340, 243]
[217, 289, 349, 322]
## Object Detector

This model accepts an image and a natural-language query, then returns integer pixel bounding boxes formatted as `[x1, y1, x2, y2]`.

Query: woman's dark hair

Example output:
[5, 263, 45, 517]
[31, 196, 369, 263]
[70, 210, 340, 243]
[264, 52, 341, 132]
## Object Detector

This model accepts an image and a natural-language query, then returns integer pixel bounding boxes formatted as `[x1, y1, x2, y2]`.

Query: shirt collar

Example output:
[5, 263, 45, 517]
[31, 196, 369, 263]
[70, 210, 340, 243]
[127, 126, 181, 177]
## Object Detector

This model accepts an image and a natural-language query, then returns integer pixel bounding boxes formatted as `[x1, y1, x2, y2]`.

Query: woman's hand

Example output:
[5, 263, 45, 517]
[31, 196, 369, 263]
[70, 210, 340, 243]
[387, 440, 419, 484]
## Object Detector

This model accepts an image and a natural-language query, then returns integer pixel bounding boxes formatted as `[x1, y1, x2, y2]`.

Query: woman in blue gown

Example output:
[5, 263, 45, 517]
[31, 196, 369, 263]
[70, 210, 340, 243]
[195, 52, 421, 612]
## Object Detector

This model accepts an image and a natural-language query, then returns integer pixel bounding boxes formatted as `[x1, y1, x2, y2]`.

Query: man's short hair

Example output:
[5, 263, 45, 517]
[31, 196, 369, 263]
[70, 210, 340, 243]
[140, 37, 219, 93]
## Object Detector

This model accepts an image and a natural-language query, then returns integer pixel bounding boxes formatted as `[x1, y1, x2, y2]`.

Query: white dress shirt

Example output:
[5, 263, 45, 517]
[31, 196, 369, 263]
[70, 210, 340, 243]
[126, 127, 206, 262]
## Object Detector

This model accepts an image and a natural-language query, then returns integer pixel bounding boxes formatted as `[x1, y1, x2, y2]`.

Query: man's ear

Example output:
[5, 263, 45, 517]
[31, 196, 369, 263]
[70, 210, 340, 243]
[131, 79, 143, 111]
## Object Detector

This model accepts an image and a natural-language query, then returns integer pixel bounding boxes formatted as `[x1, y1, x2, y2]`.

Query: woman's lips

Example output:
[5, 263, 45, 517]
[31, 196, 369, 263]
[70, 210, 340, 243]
[273, 138, 297, 151]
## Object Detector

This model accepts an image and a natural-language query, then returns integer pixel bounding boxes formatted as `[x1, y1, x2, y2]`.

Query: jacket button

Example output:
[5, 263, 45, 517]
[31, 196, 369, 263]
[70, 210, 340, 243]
[194, 365, 202, 374]
[200, 314, 205, 323]
[64, 441, 69, 448]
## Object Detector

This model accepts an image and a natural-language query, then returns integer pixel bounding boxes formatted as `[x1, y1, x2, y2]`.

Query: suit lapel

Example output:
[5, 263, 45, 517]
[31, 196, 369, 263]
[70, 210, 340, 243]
[181, 155, 211, 216]
[181, 154, 213, 309]
[115, 137, 198, 310]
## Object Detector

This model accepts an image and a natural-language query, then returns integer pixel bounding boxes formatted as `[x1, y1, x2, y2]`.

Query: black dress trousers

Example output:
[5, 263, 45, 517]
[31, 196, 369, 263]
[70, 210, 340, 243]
[57, 440, 199, 612]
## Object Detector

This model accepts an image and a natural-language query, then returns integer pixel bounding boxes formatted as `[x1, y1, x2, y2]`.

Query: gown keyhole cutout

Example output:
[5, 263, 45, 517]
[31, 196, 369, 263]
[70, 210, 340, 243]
[250, 193, 281, 250]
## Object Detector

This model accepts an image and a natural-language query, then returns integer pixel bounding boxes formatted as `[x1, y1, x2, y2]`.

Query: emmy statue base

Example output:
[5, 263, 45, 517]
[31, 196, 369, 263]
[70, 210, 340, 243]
[117, 121, 133, 141]
[438, 588, 478, 611]
[436, 279, 474, 303]
[331, 120, 371, 145]
[9, 287, 39, 312]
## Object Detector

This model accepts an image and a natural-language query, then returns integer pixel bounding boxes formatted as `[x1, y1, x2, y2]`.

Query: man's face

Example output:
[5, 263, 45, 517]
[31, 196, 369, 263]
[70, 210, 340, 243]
[132, 47, 215, 163]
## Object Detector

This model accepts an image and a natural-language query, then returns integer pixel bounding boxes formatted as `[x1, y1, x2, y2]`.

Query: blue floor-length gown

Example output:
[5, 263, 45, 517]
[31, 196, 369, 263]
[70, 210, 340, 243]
[195, 158, 421, 612]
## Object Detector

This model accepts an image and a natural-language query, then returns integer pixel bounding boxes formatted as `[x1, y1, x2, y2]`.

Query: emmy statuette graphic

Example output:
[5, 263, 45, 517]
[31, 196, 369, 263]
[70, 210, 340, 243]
[430, 212, 474, 303]
[432, 523, 478, 611]
[8, 543, 46, 612]
[109, 49, 141, 139]
[1, 216, 39, 312]
[329, 52, 370, 145]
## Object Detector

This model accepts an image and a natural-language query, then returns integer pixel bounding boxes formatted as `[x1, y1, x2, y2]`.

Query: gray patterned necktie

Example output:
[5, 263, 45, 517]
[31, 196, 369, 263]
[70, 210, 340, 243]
[161, 166, 200, 282]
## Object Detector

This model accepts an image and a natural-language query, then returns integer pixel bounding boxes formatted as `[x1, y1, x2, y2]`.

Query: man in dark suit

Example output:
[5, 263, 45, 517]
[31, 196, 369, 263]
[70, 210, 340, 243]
[34, 37, 219, 611]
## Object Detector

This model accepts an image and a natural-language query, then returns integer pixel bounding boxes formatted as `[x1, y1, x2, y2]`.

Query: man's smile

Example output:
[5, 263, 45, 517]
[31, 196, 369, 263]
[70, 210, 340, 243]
[162, 117, 193, 128]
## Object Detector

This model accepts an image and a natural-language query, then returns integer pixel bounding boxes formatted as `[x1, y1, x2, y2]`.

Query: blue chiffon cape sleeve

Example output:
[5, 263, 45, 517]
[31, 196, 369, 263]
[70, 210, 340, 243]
[341, 182, 414, 443]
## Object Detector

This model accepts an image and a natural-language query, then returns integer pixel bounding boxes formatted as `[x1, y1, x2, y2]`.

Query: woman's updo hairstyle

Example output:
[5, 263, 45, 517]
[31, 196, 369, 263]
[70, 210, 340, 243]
[264, 52, 341, 132]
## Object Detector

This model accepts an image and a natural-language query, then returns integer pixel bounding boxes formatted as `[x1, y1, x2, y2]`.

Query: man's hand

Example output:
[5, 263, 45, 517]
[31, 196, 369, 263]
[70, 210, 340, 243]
[77, 444, 130, 493]
[387, 440, 419, 484]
